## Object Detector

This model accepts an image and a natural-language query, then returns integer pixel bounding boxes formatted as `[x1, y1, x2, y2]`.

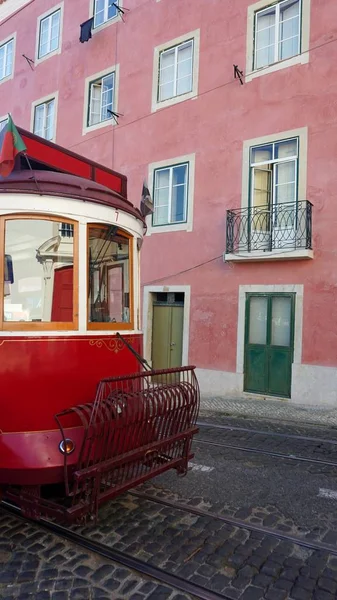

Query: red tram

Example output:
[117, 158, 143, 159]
[0, 130, 200, 522]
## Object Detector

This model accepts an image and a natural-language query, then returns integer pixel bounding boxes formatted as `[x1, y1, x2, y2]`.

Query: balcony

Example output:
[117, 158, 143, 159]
[224, 200, 313, 262]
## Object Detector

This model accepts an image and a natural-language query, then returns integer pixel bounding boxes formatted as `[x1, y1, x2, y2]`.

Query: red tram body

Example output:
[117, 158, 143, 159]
[0, 131, 199, 522]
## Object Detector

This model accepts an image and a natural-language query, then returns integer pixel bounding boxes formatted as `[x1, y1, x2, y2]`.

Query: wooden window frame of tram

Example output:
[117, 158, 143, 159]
[86, 223, 134, 331]
[0, 213, 79, 331]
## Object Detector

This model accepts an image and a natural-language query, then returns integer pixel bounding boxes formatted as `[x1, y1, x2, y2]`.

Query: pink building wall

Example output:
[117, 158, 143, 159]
[1, 0, 337, 403]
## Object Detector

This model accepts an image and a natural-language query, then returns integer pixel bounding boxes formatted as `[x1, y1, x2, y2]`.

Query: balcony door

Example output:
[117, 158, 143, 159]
[250, 138, 298, 251]
[244, 293, 295, 398]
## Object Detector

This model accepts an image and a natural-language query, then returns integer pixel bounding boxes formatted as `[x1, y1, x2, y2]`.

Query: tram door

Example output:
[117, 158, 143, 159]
[151, 293, 184, 371]
[51, 266, 73, 321]
[244, 293, 295, 398]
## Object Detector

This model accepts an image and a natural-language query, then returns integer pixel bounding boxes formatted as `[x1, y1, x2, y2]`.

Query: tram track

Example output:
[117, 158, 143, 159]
[195, 421, 337, 468]
[1, 500, 230, 600]
[129, 490, 337, 557]
[197, 421, 337, 445]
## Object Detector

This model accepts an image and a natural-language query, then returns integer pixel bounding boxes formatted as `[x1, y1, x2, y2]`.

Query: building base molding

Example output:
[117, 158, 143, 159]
[196, 364, 337, 408]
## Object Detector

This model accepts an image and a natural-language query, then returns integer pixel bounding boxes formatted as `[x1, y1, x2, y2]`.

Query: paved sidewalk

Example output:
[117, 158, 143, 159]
[200, 395, 337, 427]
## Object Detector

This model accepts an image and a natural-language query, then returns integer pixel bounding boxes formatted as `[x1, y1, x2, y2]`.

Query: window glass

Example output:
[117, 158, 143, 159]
[39, 10, 61, 58]
[271, 296, 292, 346]
[158, 40, 193, 102]
[94, 0, 118, 28]
[0, 39, 13, 80]
[153, 164, 188, 226]
[88, 73, 115, 126]
[34, 99, 55, 140]
[4, 219, 74, 323]
[254, 0, 300, 70]
[88, 225, 130, 324]
[248, 296, 268, 345]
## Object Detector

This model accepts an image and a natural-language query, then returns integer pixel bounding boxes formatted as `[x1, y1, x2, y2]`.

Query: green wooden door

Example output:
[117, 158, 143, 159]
[152, 305, 183, 370]
[244, 293, 295, 398]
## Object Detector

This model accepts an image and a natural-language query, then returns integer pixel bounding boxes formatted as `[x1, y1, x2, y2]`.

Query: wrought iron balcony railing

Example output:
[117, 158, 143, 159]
[226, 200, 312, 255]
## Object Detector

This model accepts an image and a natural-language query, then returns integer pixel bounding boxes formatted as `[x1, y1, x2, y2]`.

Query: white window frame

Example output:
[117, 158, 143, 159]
[151, 30, 200, 112]
[224, 127, 312, 262]
[0, 34, 15, 85]
[83, 65, 119, 135]
[153, 163, 189, 228]
[31, 94, 58, 142]
[158, 40, 194, 103]
[146, 153, 195, 236]
[35, 3, 63, 65]
[254, 0, 302, 70]
[0, 116, 8, 132]
[250, 138, 299, 209]
[89, 0, 122, 32]
[245, 0, 311, 82]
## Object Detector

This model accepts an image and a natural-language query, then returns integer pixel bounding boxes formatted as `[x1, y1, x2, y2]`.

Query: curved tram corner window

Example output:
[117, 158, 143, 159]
[3, 219, 74, 323]
[88, 225, 131, 325]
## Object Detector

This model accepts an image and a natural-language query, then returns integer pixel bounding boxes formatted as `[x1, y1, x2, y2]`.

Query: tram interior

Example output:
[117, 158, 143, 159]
[3, 220, 130, 324]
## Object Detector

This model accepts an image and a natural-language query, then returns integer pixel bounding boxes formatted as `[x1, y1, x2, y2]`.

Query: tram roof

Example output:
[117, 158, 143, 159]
[16, 128, 127, 198]
[0, 128, 144, 223]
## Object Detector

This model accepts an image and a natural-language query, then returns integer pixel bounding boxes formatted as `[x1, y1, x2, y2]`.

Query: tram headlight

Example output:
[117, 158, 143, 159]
[59, 438, 75, 455]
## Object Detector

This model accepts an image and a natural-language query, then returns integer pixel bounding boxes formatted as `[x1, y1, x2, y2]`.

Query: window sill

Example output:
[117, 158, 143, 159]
[151, 90, 197, 113]
[82, 118, 115, 136]
[35, 47, 61, 66]
[224, 249, 313, 263]
[0, 72, 13, 86]
[245, 52, 309, 83]
[146, 220, 191, 236]
[92, 15, 121, 33]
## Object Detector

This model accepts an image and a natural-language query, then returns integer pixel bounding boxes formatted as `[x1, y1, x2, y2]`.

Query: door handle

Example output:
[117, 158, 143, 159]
[170, 342, 176, 347]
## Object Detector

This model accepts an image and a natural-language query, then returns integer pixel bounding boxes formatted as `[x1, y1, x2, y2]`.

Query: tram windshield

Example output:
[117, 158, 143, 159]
[88, 224, 131, 324]
[3, 218, 74, 323]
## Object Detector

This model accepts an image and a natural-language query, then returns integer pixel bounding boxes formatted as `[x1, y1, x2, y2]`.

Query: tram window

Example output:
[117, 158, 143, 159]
[3, 218, 75, 324]
[88, 225, 131, 325]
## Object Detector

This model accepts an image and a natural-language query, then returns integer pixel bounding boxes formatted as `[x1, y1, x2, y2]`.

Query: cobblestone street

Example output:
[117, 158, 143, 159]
[3, 408, 337, 599]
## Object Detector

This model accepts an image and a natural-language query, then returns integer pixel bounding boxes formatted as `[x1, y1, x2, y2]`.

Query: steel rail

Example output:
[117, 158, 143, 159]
[195, 438, 337, 467]
[1, 501, 230, 600]
[130, 491, 337, 557]
[197, 421, 337, 446]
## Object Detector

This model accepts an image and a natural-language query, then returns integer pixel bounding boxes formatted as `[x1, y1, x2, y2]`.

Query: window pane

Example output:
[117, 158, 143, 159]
[153, 206, 168, 226]
[155, 168, 170, 189]
[34, 104, 45, 137]
[275, 139, 298, 159]
[251, 145, 273, 164]
[249, 296, 268, 345]
[154, 187, 169, 208]
[4, 219, 74, 322]
[172, 164, 187, 186]
[88, 226, 130, 323]
[255, 7, 276, 68]
[176, 74, 192, 95]
[108, 1, 118, 19]
[171, 184, 186, 222]
[94, 0, 105, 26]
[45, 100, 55, 140]
[271, 296, 291, 346]
[5, 41, 13, 77]
[0, 46, 4, 79]
[101, 74, 114, 120]
[159, 81, 175, 101]
[279, 0, 300, 60]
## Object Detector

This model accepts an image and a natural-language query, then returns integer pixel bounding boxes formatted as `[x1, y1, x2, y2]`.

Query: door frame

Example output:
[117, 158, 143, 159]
[143, 285, 191, 368]
[244, 292, 296, 397]
[237, 284, 304, 399]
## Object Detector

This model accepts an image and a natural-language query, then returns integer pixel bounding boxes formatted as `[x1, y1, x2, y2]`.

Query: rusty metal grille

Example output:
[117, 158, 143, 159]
[55, 366, 199, 521]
